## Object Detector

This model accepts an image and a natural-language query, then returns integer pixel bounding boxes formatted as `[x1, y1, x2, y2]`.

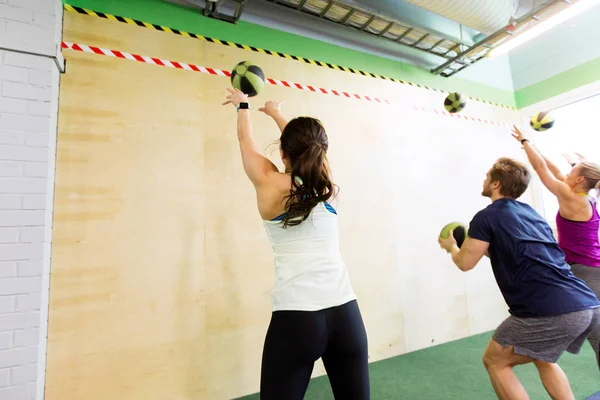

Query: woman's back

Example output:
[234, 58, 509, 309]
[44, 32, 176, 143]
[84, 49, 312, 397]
[556, 196, 600, 267]
[223, 92, 369, 400]
[263, 201, 356, 312]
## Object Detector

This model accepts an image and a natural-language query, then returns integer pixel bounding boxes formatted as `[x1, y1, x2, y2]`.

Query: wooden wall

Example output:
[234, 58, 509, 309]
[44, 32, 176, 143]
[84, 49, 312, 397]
[46, 10, 526, 399]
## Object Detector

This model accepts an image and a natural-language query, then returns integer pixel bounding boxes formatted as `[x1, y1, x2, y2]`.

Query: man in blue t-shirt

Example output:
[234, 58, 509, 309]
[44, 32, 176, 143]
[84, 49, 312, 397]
[438, 157, 600, 399]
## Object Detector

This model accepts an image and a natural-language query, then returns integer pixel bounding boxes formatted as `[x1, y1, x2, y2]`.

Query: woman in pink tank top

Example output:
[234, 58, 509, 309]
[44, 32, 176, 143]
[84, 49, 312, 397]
[512, 126, 600, 369]
[556, 195, 600, 267]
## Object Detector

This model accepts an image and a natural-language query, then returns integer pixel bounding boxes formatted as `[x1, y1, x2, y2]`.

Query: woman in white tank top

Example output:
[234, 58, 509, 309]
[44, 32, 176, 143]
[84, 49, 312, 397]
[223, 88, 370, 399]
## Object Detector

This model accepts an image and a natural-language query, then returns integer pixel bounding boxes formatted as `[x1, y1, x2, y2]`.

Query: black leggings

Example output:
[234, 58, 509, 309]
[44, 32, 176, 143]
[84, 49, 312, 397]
[260, 300, 370, 400]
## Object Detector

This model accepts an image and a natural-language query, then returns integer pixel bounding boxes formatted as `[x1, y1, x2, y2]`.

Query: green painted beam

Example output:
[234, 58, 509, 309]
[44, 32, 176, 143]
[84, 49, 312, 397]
[514, 55, 600, 108]
[61, 0, 516, 108]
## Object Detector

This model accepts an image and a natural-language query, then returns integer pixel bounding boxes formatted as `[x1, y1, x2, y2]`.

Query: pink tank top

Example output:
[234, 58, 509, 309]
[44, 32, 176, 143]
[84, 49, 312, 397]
[556, 196, 600, 267]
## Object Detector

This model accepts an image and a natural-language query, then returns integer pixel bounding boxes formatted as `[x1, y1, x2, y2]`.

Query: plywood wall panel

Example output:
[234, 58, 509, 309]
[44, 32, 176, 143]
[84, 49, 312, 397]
[46, 11, 524, 399]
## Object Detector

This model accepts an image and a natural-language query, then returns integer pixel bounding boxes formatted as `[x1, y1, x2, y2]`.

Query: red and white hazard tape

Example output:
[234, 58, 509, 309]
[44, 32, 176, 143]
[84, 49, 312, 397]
[266, 77, 390, 105]
[61, 42, 231, 77]
[61, 41, 390, 105]
[61, 41, 509, 128]
[412, 106, 509, 127]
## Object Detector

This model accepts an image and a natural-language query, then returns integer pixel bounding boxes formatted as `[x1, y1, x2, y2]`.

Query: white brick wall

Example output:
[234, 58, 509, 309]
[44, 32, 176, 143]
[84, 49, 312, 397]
[0, 1, 58, 58]
[0, 0, 63, 399]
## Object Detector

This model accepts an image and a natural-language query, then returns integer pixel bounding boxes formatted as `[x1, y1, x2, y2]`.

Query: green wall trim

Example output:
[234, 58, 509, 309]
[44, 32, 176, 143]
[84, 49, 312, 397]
[62, 0, 516, 109]
[514, 56, 600, 108]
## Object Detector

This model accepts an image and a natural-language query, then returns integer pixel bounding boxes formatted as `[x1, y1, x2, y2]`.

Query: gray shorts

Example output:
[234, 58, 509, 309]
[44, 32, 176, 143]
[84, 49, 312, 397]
[493, 308, 600, 363]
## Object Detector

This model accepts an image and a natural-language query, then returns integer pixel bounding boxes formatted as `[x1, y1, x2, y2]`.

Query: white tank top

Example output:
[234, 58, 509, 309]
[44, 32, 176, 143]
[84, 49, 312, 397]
[262, 202, 357, 312]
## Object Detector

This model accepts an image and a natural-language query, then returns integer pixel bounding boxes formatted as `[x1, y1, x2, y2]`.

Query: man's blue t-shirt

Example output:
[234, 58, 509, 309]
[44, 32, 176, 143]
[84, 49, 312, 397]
[468, 198, 600, 318]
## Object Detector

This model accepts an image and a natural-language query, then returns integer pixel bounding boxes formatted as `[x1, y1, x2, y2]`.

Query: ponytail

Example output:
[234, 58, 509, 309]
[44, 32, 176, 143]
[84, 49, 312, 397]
[279, 118, 335, 227]
[579, 161, 600, 198]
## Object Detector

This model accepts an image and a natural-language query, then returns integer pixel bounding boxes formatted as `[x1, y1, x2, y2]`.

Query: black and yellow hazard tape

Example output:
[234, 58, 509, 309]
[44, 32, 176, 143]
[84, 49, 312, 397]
[63, 4, 516, 110]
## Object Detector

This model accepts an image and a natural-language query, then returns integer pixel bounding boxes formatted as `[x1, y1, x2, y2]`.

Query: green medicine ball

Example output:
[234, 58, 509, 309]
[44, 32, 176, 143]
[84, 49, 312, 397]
[444, 92, 466, 113]
[440, 222, 468, 248]
[230, 61, 265, 97]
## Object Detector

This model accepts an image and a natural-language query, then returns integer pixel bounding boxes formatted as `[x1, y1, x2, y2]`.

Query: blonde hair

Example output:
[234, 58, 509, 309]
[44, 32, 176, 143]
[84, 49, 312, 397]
[578, 160, 600, 196]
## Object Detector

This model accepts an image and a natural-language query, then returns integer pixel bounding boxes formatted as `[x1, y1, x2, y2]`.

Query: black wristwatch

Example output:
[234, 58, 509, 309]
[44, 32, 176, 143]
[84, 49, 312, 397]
[520, 138, 529, 145]
[237, 102, 250, 111]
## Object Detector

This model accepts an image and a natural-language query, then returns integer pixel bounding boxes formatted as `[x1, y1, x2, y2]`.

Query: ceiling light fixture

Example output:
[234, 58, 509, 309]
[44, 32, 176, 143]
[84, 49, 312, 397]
[488, 0, 600, 58]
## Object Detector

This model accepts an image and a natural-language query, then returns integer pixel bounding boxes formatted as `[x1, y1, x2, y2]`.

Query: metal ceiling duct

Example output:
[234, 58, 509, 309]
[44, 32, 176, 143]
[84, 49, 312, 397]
[355, 0, 520, 34]
[403, 0, 518, 33]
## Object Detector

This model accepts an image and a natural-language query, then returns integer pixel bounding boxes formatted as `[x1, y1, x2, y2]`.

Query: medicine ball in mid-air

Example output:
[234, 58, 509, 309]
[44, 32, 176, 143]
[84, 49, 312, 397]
[440, 222, 468, 248]
[444, 92, 466, 113]
[530, 111, 555, 132]
[230, 61, 265, 97]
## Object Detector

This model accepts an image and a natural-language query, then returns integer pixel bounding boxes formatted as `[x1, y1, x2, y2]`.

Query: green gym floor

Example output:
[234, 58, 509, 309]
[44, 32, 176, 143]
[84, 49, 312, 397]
[237, 331, 599, 399]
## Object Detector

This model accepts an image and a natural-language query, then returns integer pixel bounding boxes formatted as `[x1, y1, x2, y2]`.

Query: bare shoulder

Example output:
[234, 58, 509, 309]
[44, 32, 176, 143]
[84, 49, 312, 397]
[558, 193, 593, 220]
[559, 191, 590, 206]
[256, 171, 291, 198]
[255, 172, 292, 220]
[272, 171, 293, 194]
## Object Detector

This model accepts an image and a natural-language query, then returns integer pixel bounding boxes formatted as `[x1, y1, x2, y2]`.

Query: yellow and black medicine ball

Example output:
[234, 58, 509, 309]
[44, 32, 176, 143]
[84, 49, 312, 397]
[230, 61, 265, 97]
[444, 92, 466, 113]
[530, 111, 555, 131]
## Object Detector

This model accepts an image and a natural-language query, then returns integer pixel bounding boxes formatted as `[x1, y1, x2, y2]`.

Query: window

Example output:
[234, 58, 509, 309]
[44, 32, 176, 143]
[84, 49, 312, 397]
[530, 93, 600, 226]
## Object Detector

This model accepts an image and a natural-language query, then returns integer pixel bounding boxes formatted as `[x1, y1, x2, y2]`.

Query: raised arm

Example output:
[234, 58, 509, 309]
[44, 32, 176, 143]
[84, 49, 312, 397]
[541, 155, 566, 181]
[510, 126, 573, 200]
[515, 137, 564, 180]
[222, 88, 278, 187]
[259, 101, 288, 133]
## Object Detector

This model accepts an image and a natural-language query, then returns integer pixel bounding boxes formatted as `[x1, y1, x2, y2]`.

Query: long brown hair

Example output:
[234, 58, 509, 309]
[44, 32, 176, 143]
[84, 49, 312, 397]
[280, 117, 335, 227]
